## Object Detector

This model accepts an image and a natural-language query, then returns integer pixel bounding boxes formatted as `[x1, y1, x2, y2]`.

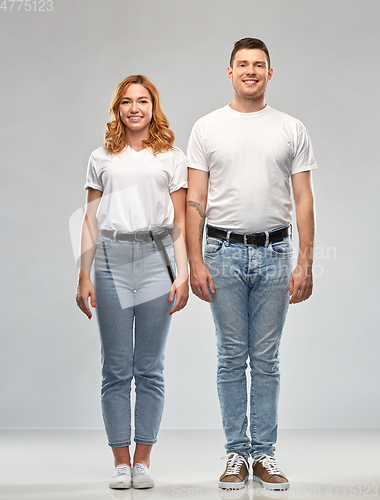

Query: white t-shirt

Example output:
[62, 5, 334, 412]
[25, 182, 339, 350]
[187, 104, 317, 233]
[84, 146, 188, 232]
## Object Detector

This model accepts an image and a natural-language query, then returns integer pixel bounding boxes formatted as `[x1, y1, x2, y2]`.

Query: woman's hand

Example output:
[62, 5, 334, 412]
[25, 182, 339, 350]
[76, 273, 96, 319]
[168, 276, 189, 315]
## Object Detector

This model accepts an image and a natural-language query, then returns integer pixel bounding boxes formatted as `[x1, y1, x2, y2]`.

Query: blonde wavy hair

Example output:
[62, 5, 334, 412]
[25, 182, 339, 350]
[104, 75, 175, 155]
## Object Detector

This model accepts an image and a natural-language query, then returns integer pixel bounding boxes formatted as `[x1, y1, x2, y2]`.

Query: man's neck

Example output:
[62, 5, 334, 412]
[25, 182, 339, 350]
[229, 94, 267, 113]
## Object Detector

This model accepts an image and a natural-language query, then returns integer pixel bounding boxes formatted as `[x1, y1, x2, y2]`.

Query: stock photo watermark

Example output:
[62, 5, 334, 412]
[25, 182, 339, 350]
[0, 0, 53, 11]
[71, 193, 186, 309]
[70, 194, 336, 308]
[70, 201, 336, 278]
[171, 483, 379, 497]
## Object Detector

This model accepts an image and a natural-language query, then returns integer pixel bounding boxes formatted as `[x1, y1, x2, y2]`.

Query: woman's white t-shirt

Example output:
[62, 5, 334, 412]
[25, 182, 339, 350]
[84, 146, 188, 232]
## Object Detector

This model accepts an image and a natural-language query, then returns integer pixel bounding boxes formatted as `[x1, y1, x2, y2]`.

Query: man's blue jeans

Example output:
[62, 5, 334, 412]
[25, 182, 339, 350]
[204, 230, 293, 457]
[93, 233, 174, 448]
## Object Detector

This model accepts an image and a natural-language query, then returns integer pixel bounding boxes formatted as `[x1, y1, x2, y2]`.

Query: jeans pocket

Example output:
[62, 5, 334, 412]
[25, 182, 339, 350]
[96, 235, 114, 249]
[204, 237, 224, 256]
[269, 237, 293, 257]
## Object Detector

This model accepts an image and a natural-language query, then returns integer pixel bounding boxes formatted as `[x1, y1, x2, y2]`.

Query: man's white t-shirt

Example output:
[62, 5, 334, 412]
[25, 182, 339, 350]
[85, 146, 188, 232]
[187, 104, 317, 233]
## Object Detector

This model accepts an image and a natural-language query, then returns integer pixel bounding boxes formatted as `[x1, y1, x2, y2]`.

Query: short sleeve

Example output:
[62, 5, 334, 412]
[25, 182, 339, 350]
[291, 127, 318, 175]
[187, 124, 209, 172]
[84, 154, 103, 191]
[169, 154, 188, 194]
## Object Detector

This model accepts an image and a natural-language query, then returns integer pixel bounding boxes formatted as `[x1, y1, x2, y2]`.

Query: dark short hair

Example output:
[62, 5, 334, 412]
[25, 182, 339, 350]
[229, 38, 271, 68]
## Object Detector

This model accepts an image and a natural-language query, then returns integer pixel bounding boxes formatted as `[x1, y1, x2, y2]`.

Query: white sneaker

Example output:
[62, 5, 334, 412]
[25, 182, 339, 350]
[132, 463, 155, 489]
[109, 463, 132, 489]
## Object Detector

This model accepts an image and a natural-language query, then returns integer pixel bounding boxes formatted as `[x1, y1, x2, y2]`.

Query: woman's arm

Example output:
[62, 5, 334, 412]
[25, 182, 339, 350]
[168, 187, 189, 314]
[76, 187, 102, 319]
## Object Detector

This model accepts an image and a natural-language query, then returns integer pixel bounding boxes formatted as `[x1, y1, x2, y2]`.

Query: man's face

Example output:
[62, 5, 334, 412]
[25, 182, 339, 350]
[228, 48, 273, 101]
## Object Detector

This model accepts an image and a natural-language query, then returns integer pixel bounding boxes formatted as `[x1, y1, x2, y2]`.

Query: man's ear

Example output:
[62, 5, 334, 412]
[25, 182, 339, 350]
[267, 67, 274, 82]
[227, 66, 233, 82]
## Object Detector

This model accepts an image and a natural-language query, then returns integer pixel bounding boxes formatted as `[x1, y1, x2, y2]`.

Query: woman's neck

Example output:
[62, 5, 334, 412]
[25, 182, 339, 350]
[126, 130, 149, 152]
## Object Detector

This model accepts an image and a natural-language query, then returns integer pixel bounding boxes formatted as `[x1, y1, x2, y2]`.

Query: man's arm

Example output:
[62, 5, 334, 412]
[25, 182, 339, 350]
[289, 170, 315, 304]
[186, 168, 215, 302]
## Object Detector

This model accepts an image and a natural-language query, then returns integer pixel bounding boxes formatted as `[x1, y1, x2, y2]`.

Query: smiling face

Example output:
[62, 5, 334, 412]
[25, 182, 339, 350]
[228, 48, 273, 104]
[119, 83, 153, 139]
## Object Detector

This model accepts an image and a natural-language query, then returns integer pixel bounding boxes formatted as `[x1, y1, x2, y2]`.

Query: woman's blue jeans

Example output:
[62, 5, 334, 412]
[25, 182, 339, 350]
[94, 233, 174, 447]
[204, 230, 293, 458]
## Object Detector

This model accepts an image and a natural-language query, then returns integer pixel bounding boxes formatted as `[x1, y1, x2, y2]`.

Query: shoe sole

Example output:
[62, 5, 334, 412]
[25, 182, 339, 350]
[132, 481, 155, 489]
[252, 475, 289, 490]
[109, 481, 132, 489]
[218, 477, 248, 490]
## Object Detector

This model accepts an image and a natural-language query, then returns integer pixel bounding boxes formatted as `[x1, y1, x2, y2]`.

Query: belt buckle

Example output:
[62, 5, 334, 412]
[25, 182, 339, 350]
[134, 231, 146, 241]
[243, 234, 248, 246]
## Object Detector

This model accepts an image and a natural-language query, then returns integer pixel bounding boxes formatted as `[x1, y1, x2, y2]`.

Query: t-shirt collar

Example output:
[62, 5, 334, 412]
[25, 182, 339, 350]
[224, 103, 271, 118]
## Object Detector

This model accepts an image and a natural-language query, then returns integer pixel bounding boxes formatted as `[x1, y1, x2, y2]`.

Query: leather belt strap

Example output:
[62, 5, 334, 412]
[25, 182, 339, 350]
[101, 228, 171, 241]
[207, 225, 291, 246]
[150, 232, 175, 283]
[100, 228, 175, 283]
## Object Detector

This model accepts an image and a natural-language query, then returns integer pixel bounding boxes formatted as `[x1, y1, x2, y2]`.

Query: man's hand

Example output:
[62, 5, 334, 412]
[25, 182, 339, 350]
[289, 262, 313, 304]
[189, 261, 215, 302]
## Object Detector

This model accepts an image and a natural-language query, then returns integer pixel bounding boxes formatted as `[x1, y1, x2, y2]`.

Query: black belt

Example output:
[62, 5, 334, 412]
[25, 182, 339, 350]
[207, 225, 291, 246]
[100, 228, 175, 283]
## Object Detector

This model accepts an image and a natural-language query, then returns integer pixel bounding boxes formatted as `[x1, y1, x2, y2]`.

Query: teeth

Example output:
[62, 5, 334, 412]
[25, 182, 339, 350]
[129, 117, 142, 120]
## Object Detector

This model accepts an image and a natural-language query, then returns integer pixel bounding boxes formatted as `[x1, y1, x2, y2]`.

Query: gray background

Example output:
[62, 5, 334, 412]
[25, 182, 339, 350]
[1, 0, 379, 430]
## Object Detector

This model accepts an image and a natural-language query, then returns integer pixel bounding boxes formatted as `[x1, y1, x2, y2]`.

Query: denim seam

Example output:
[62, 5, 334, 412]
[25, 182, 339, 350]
[268, 236, 293, 257]
[268, 246, 293, 257]
[102, 241, 111, 271]
[251, 375, 257, 456]
[109, 440, 131, 447]
[134, 437, 158, 445]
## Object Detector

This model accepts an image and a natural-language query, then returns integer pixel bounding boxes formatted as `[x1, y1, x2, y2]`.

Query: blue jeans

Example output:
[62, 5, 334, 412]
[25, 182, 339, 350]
[93, 233, 174, 447]
[204, 229, 293, 457]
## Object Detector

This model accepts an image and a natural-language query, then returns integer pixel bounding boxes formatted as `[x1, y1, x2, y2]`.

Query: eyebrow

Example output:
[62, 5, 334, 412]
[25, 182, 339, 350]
[235, 60, 267, 65]
[121, 96, 151, 99]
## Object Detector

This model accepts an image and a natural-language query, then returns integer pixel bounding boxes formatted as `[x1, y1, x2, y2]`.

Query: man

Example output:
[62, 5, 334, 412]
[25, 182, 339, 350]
[186, 38, 317, 491]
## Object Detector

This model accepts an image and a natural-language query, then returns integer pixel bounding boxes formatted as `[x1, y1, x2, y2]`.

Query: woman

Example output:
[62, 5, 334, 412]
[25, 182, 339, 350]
[76, 75, 188, 489]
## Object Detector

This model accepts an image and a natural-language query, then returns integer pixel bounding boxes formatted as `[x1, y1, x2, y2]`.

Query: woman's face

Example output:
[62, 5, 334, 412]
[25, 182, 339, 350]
[119, 84, 153, 138]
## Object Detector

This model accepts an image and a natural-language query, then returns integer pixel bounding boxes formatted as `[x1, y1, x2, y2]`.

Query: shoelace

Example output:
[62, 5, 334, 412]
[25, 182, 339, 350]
[255, 455, 283, 476]
[115, 464, 130, 475]
[222, 453, 249, 476]
[134, 463, 148, 475]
